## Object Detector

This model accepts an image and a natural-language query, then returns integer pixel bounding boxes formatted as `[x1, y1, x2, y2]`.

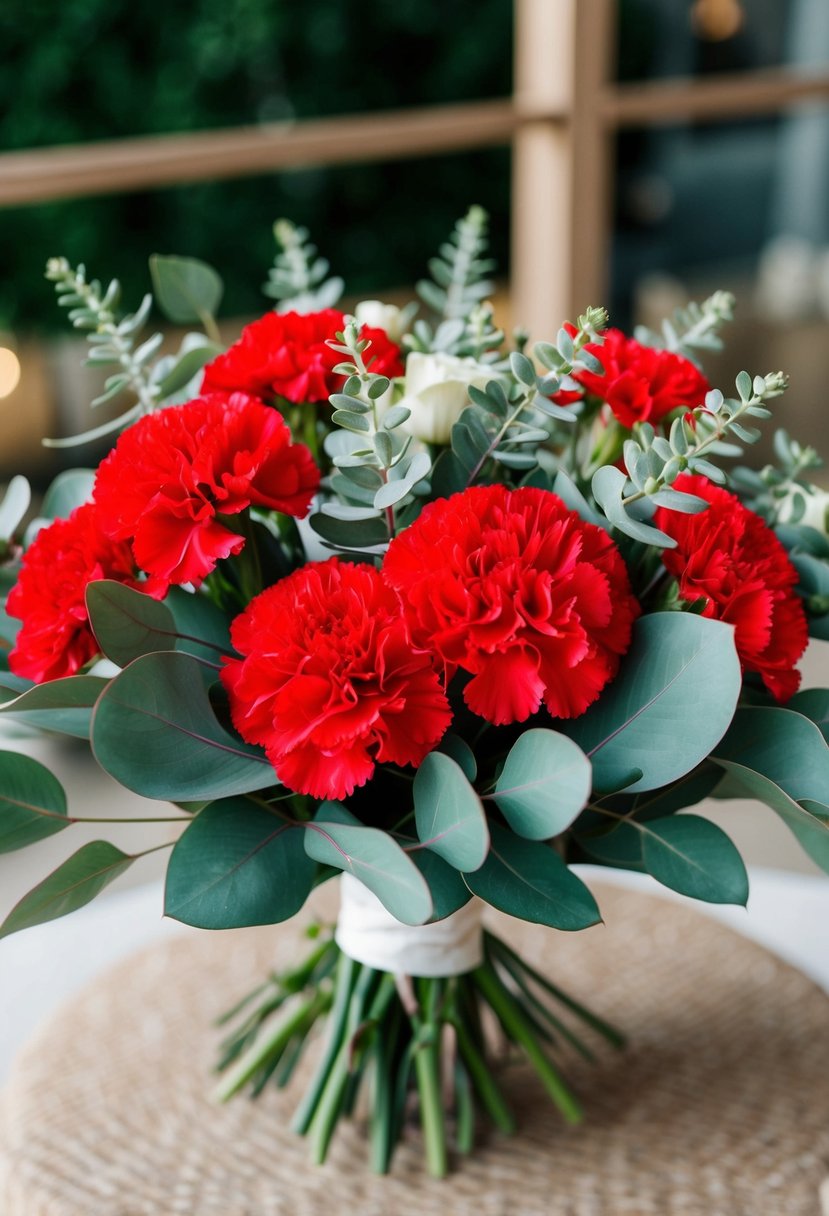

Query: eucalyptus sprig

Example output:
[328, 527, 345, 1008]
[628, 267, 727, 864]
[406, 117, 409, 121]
[431, 307, 608, 496]
[409, 207, 501, 358]
[731, 429, 823, 525]
[263, 219, 344, 314]
[634, 289, 735, 364]
[44, 257, 162, 446]
[593, 368, 790, 547]
[309, 319, 430, 551]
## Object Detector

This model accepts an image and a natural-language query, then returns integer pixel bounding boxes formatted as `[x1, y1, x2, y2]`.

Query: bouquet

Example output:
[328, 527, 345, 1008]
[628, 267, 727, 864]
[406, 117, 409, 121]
[1, 207, 828, 1177]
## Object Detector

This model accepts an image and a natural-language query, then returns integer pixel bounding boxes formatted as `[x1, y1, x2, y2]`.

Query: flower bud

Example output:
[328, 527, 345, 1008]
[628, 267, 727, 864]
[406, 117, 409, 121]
[354, 300, 408, 344]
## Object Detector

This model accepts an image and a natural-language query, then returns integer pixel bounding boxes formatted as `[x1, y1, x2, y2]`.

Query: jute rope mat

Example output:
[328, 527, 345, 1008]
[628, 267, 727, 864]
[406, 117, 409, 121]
[1, 884, 828, 1216]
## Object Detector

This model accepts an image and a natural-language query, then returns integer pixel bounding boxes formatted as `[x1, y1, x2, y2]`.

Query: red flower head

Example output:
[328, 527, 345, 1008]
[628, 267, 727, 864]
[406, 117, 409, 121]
[655, 474, 808, 701]
[201, 309, 404, 405]
[7, 503, 141, 683]
[93, 392, 319, 590]
[221, 558, 452, 799]
[383, 485, 639, 725]
[559, 328, 710, 428]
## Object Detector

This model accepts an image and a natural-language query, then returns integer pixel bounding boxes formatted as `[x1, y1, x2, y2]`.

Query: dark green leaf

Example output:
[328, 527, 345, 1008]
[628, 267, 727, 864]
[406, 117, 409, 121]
[92, 652, 272, 799]
[86, 580, 177, 667]
[493, 729, 591, 840]
[0, 750, 69, 852]
[0, 675, 107, 739]
[566, 614, 742, 794]
[464, 823, 600, 930]
[154, 342, 220, 399]
[0, 842, 134, 938]
[164, 798, 313, 928]
[413, 752, 489, 872]
[788, 689, 829, 743]
[640, 814, 748, 904]
[436, 733, 477, 781]
[308, 512, 388, 550]
[410, 850, 472, 920]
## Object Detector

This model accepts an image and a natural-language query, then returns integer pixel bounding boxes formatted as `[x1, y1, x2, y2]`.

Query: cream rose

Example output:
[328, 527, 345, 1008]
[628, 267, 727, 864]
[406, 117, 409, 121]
[395, 351, 495, 446]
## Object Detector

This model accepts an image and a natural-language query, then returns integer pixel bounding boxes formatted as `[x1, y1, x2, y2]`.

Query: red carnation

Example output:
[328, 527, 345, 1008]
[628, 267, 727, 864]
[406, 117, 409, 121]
[7, 503, 141, 683]
[655, 474, 808, 701]
[93, 392, 319, 590]
[201, 309, 404, 404]
[221, 558, 452, 799]
[383, 485, 639, 725]
[557, 328, 710, 428]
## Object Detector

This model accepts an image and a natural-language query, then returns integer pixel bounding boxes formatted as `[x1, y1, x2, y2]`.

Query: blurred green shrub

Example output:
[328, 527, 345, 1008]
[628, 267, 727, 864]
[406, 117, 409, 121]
[0, 0, 512, 331]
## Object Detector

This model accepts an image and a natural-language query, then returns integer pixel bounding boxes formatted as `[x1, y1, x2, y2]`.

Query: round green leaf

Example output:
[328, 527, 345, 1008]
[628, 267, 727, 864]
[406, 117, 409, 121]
[92, 651, 273, 800]
[566, 614, 742, 794]
[436, 733, 477, 781]
[464, 823, 600, 930]
[149, 254, 223, 323]
[639, 814, 748, 905]
[0, 750, 69, 853]
[304, 817, 432, 926]
[0, 842, 134, 938]
[410, 849, 472, 920]
[40, 468, 96, 521]
[86, 580, 177, 667]
[164, 798, 314, 928]
[414, 752, 489, 872]
[0, 675, 108, 739]
[494, 728, 591, 840]
[712, 706, 829, 873]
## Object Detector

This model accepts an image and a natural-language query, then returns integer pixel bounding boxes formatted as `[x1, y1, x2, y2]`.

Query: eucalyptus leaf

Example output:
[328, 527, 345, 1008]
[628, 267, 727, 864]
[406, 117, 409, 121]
[413, 752, 489, 872]
[40, 469, 96, 521]
[639, 814, 748, 904]
[305, 810, 433, 925]
[565, 614, 741, 794]
[493, 729, 591, 840]
[0, 842, 134, 938]
[436, 733, 477, 781]
[410, 850, 472, 920]
[0, 477, 31, 540]
[86, 580, 178, 667]
[0, 751, 69, 852]
[164, 798, 313, 928]
[92, 652, 272, 799]
[0, 675, 107, 739]
[464, 824, 600, 930]
[150, 254, 223, 324]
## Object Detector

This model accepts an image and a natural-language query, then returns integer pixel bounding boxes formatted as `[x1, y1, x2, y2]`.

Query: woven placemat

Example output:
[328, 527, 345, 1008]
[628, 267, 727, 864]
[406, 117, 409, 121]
[1, 884, 828, 1216]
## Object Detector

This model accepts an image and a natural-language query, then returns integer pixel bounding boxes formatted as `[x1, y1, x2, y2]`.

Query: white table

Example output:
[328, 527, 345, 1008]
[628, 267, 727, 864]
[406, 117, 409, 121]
[1, 866, 827, 1088]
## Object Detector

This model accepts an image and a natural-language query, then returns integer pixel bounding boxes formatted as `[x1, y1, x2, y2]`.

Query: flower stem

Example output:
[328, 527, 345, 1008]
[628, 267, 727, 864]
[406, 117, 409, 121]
[414, 1021, 448, 1177]
[472, 962, 583, 1124]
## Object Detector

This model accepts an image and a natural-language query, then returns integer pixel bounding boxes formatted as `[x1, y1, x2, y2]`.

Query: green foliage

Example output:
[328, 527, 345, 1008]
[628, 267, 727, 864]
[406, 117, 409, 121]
[0, 478, 30, 548]
[149, 254, 223, 330]
[638, 814, 748, 905]
[0, 842, 134, 939]
[410, 850, 472, 920]
[712, 707, 829, 872]
[86, 580, 179, 667]
[39, 468, 95, 521]
[164, 797, 314, 928]
[43, 257, 160, 444]
[0, 750, 69, 852]
[263, 220, 344, 313]
[492, 729, 591, 841]
[634, 290, 735, 363]
[305, 803, 433, 925]
[464, 824, 600, 930]
[413, 752, 489, 872]
[565, 613, 742, 794]
[92, 651, 273, 800]
[312, 318, 431, 548]
[593, 369, 791, 546]
[0, 675, 107, 739]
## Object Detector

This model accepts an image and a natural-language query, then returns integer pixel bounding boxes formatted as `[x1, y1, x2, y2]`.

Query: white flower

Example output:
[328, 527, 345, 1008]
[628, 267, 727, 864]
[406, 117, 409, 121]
[778, 484, 829, 535]
[395, 351, 495, 446]
[354, 300, 408, 344]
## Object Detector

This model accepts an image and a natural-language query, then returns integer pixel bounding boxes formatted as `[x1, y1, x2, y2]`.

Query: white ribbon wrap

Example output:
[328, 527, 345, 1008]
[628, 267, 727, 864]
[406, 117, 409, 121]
[335, 874, 484, 977]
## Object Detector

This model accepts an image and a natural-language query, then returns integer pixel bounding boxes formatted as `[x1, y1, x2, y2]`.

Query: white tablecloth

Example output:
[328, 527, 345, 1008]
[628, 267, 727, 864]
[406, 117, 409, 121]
[1, 866, 827, 1088]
